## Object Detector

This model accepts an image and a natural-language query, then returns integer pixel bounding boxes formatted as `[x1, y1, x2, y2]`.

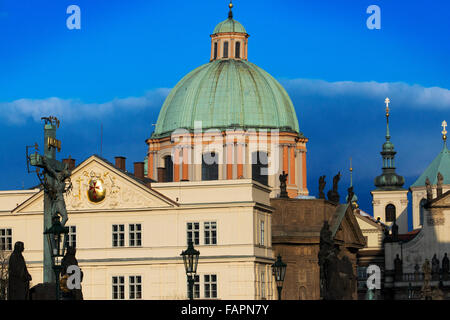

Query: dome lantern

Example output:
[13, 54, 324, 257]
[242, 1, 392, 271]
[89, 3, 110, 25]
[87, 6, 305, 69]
[210, 1, 249, 61]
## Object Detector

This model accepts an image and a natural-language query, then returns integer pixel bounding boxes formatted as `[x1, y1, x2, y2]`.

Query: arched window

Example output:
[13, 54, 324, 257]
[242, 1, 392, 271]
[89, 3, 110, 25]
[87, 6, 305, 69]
[385, 204, 396, 222]
[419, 198, 427, 226]
[223, 41, 229, 58]
[235, 42, 241, 58]
[164, 155, 173, 182]
[252, 151, 268, 186]
[214, 42, 218, 60]
[202, 152, 218, 181]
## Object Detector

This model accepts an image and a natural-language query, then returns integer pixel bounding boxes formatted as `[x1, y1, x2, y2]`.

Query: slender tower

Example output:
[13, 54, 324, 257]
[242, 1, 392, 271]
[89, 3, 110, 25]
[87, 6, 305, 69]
[371, 98, 408, 233]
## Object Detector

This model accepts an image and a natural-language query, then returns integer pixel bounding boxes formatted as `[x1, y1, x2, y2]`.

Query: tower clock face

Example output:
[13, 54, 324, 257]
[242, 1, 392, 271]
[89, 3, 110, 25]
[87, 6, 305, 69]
[87, 178, 106, 203]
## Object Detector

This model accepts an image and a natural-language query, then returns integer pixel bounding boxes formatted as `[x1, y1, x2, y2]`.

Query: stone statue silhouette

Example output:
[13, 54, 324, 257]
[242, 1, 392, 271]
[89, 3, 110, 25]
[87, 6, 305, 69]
[41, 157, 71, 226]
[61, 246, 83, 300]
[432, 254, 440, 280]
[279, 171, 288, 198]
[327, 172, 341, 203]
[347, 186, 354, 205]
[425, 177, 433, 201]
[437, 172, 444, 197]
[318, 176, 326, 199]
[442, 253, 449, 280]
[394, 254, 403, 281]
[318, 220, 356, 300]
[8, 241, 32, 300]
[421, 259, 432, 300]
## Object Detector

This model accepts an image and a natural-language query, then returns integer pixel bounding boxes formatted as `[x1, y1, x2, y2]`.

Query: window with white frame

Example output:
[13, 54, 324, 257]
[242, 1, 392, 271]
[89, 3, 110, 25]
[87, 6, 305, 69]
[204, 222, 217, 245]
[112, 276, 125, 300]
[129, 224, 142, 247]
[65, 226, 76, 248]
[187, 222, 200, 245]
[0, 228, 12, 251]
[129, 275, 142, 299]
[112, 224, 125, 247]
[204, 274, 217, 299]
[260, 220, 265, 246]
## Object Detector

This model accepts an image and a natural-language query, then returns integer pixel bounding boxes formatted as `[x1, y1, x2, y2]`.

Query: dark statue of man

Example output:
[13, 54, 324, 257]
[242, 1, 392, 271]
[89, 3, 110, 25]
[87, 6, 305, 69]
[327, 172, 341, 203]
[442, 253, 449, 280]
[318, 175, 326, 199]
[432, 254, 440, 280]
[8, 242, 32, 300]
[318, 220, 356, 300]
[394, 254, 403, 281]
[437, 172, 444, 197]
[425, 177, 433, 201]
[279, 171, 288, 198]
[41, 157, 71, 226]
[60, 246, 83, 300]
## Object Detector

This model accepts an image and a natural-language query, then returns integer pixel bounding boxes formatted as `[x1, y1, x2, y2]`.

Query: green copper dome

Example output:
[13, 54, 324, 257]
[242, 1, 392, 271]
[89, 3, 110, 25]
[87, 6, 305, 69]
[152, 59, 301, 138]
[213, 18, 247, 34]
[411, 143, 450, 187]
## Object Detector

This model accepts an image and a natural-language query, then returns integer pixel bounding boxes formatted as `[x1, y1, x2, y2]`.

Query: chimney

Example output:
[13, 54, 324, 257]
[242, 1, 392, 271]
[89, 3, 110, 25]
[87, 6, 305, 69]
[134, 162, 145, 180]
[115, 156, 126, 171]
[157, 167, 166, 183]
[63, 157, 76, 170]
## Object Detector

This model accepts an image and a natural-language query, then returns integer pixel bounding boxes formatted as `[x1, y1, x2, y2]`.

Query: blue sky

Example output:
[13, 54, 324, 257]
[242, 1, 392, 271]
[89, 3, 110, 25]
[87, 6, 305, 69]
[0, 0, 449, 230]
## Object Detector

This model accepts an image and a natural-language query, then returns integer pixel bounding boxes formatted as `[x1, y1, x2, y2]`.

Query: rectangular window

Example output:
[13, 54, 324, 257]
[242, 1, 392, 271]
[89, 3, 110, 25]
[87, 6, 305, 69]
[112, 224, 125, 247]
[112, 276, 125, 300]
[187, 222, 200, 245]
[0, 229, 12, 251]
[260, 221, 265, 246]
[235, 41, 241, 58]
[214, 42, 218, 60]
[65, 226, 76, 248]
[129, 224, 142, 247]
[223, 41, 229, 58]
[204, 222, 217, 245]
[129, 276, 142, 299]
[204, 274, 217, 299]
[187, 275, 200, 299]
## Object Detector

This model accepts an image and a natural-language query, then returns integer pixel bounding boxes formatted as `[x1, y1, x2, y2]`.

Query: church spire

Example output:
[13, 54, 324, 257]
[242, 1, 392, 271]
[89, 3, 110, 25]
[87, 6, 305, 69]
[374, 98, 405, 190]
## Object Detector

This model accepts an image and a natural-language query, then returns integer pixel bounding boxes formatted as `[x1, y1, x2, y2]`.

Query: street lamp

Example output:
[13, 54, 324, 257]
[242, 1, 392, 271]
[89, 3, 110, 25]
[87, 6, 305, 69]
[44, 215, 69, 300]
[180, 241, 200, 300]
[272, 254, 287, 300]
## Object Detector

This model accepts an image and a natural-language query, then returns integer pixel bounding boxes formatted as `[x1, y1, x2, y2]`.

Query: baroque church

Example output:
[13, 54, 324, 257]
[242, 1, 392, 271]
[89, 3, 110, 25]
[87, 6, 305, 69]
[0, 3, 316, 300]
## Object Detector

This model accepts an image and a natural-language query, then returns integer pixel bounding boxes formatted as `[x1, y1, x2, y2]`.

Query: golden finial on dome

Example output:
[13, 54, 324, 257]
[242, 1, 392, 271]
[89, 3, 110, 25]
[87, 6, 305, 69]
[442, 120, 447, 142]
[228, 0, 234, 19]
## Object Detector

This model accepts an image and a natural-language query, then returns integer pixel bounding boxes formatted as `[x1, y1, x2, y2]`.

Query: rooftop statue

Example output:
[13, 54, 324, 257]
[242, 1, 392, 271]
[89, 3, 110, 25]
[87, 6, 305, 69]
[279, 171, 289, 198]
[425, 177, 433, 201]
[318, 175, 326, 199]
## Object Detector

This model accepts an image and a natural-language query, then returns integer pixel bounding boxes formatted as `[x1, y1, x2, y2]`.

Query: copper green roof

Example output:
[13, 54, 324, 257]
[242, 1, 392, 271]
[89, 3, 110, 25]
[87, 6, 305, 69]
[213, 17, 247, 34]
[411, 143, 450, 187]
[152, 59, 301, 138]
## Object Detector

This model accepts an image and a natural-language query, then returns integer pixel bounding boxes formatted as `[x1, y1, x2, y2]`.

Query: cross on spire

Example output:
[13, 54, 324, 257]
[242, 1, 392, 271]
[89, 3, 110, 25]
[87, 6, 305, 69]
[385, 97, 390, 117]
[442, 120, 447, 142]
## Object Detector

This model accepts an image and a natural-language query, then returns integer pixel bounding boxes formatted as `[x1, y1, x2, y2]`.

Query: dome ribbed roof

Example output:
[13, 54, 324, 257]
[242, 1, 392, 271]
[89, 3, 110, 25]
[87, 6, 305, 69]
[411, 144, 450, 187]
[152, 60, 301, 138]
[213, 18, 246, 34]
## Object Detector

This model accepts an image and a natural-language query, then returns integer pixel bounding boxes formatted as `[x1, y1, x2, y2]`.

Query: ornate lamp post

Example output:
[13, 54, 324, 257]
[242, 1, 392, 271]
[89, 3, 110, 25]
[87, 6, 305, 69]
[272, 254, 287, 300]
[44, 215, 69, 300]
[180, 241, 200, 300]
